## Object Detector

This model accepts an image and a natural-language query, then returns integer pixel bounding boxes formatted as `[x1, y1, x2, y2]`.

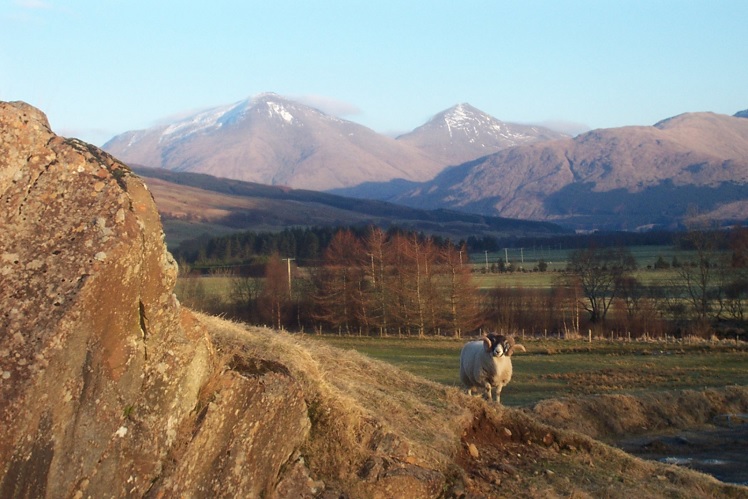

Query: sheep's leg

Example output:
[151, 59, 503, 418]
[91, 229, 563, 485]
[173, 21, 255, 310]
[485, 383, 493, 402]
[496, 384, 506, 404]
[487, 383, 501, 404]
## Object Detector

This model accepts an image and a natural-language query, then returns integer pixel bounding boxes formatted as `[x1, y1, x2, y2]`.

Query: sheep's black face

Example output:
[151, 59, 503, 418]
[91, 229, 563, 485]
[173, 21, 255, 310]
[487, 334, 507, 357]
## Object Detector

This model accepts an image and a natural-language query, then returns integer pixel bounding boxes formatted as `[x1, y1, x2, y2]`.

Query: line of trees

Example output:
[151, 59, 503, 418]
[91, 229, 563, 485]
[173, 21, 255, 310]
[171, 225, 682, 272]
[177, 225, 748, 339]
[211, 228, 483, 336]
[310, 228, 482, 336]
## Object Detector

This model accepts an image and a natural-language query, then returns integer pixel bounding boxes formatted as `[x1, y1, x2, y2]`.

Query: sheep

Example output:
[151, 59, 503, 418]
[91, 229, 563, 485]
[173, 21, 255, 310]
[459, 333, 526, 404]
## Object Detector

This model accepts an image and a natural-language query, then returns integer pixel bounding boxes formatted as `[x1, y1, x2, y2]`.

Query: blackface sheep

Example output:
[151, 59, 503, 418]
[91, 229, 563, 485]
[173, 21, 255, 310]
[459, 333, 526, 404]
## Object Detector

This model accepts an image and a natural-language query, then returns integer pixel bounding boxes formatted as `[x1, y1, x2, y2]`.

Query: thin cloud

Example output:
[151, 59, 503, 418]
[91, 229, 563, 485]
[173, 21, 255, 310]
[150, 107, 214, 127]
[293, 94, 362, 118]
[532, 120, 591, 137]
[14, 0, 53, 9]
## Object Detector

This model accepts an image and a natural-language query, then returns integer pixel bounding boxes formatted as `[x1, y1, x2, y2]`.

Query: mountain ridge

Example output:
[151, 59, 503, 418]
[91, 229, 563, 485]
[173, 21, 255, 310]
[103, 94, 568, 191]
[388, 111, 748, 229]
[103, 96, 748, 231]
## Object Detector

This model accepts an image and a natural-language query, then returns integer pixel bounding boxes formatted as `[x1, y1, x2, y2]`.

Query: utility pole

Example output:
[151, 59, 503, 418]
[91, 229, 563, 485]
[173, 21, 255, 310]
[504, 248, 509, 264]
[484, 250, 488, 273]
[282, 257, 295, 299]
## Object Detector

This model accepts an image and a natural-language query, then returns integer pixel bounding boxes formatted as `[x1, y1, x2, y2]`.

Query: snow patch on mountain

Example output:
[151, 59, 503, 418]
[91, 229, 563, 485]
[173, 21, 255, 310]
[266, 101, 294, 124]
[160, 104, 234, 142]
[155, 93, 301, 144]
[442, 103, 530, 142]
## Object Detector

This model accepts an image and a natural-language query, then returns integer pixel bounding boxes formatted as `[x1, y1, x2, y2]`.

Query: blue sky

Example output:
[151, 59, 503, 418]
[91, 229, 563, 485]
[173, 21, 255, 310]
[2, 1, 746, 145]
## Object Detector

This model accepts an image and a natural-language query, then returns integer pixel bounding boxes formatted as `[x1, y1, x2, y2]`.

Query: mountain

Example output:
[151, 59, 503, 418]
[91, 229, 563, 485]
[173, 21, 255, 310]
[130, 166, 569, 245]
[103, 95, 565, 192]
[389, 112, 748, 230]
[736, 109, 748, 119]
[104, 93, 444, 191]
[396, 103, 567, 166]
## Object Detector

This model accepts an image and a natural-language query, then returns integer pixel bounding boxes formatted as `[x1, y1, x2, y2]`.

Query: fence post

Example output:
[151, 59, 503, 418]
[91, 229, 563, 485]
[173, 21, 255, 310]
[588, 329, 592, 343]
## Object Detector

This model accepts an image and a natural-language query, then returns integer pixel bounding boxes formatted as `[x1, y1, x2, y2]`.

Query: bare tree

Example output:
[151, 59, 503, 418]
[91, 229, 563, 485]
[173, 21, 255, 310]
[259, 253, 290, 329]
[312, 230, 365, 334]
[230, 272, 262, 320]
[723, 226, 748, 322]
[385, 233, 419, 335]
[566, 246, 636, 324]
[441, 243, 482, 337]
[675, 227, 727, 324]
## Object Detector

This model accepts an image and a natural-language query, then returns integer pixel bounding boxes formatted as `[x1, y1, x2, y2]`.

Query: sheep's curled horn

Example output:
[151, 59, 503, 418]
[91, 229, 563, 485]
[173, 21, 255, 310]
[480, 334, 526, 356]
[503, 336, 526, 356]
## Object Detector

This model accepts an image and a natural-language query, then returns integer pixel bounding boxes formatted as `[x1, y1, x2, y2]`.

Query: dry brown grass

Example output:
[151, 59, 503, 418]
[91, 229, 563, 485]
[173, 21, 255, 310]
[198, 314, 474, 489]
[195, 312, 748, 497]
[531, 387, 748, 441]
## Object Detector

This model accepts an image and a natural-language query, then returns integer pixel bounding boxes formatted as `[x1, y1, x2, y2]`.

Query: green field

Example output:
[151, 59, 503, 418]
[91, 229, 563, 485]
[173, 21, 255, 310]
[470, 244, 687, 269]
[305, 335, 748, 407]
[176, 244, 699, 300]
[468, 245, 716, 289]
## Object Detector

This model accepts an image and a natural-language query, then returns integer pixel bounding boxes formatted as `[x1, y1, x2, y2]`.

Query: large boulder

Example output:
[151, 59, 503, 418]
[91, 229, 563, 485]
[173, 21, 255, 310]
[0, 102, 311, 497]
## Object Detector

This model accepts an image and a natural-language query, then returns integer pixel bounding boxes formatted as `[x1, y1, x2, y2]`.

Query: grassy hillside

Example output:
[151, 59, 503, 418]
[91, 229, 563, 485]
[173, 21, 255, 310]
[131, 166, 570, 245]
[201, 313, 748, 496]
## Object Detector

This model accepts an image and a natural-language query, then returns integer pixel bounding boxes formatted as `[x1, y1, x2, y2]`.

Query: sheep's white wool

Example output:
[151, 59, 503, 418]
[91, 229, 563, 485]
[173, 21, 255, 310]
[459, 334, 522, 404]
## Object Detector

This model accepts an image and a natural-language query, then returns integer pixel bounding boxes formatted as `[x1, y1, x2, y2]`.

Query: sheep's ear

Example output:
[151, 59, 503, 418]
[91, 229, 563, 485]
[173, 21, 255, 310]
[482, 337, 492, 352]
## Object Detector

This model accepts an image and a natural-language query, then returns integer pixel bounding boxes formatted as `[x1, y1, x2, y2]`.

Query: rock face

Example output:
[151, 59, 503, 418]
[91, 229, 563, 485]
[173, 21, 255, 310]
[0, 101, 311, 497]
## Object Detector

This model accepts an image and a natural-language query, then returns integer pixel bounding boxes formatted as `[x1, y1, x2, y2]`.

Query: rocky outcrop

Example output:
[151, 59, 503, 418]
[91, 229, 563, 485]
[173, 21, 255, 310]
[0, 101, 312, 497]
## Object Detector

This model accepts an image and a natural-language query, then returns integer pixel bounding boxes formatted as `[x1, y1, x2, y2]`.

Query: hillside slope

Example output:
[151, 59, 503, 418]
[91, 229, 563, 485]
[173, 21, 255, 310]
[132, 166, 569, 245]
[206, 316, 748, 497]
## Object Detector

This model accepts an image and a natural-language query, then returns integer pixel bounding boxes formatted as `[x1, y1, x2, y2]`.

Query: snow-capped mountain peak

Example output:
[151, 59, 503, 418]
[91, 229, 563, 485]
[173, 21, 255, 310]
[439, 103, 511, 139]
[102, 94, 567, 191]
[159, 102, 238, 142]
[396, 103, 567, 165]
[148, 94, 309, 145]
[102, 92, 446, 190]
